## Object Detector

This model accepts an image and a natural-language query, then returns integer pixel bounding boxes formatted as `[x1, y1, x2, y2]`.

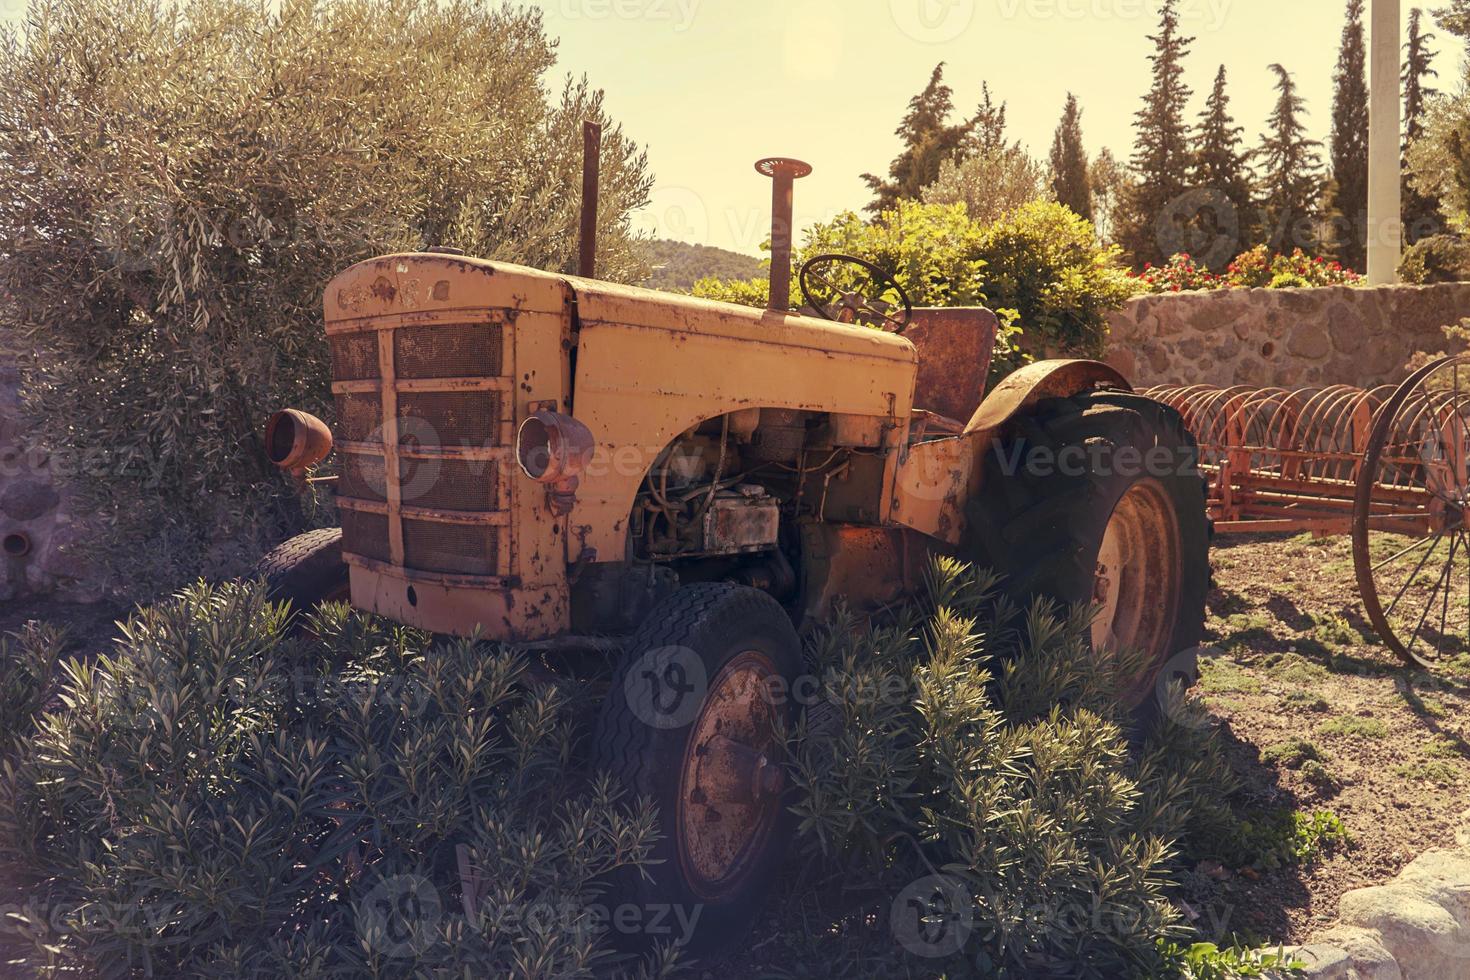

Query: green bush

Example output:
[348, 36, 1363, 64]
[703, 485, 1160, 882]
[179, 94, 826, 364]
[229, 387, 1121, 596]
[0, 623, 66, 754]
[1398, 234, 1470, 283]
[780, 559, 1248, 978]
[0, 0, 653, 595]
[694, 199, 1130, 381]
[974, 200, 1134, 358]
[0, 583, 668, 977]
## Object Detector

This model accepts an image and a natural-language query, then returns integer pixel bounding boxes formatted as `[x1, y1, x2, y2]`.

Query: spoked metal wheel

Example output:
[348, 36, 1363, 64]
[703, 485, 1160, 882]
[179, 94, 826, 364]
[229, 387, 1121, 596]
[677, 650, 786, 900]
[1092, 478, 1185, 703]
[1354, 354, 1470, 668]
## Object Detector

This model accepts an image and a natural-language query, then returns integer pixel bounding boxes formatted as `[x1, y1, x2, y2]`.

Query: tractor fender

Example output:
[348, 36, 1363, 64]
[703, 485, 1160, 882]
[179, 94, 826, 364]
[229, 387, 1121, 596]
[963, 359, 1131, 437]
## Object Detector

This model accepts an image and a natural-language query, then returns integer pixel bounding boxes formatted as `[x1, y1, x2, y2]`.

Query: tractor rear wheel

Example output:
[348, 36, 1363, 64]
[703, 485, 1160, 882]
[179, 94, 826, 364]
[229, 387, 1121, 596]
[255, 527, 350, 615]
[963, 388, 1209, 715]
[591, 583, 801, 951]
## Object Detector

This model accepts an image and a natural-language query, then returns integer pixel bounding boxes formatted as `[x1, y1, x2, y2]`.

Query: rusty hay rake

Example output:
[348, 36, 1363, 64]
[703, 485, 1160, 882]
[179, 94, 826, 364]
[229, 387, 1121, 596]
[1146, 354, 1470, 670]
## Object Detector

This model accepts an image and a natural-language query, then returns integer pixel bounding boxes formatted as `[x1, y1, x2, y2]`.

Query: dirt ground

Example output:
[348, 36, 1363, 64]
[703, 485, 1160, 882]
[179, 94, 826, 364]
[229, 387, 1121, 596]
[1187, 532, 1470, 944]
[2, 532, 1467, 959]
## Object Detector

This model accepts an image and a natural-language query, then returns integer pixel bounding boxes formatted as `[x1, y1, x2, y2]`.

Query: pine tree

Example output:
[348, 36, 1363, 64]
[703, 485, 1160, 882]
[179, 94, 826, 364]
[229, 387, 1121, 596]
[1116, 0, 1196, 267]
[1191, 65, 1255, 268]
[1049, 94, 1093, 222]
[1324, 0, 1370, 270]
[1404, 7, 1443, 242]
[1435, 0, 1470, 37]
[862, 64, 970, 214]
[1256, 64, 1325, 253]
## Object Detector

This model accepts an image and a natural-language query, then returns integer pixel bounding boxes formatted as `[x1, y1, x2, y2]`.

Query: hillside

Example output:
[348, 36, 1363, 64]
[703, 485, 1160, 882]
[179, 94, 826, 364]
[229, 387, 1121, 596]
[641, 238, 764, 291]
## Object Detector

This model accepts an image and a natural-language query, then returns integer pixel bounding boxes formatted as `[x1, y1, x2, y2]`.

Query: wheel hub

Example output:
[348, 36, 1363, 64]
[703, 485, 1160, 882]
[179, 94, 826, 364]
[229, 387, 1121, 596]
[677, 651, 784, 899]
[1091, 479, 1184, 704]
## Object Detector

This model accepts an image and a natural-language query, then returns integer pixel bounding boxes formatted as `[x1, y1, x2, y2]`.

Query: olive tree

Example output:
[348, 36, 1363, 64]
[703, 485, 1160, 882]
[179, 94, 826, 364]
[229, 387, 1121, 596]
[0, 0, 652, 593]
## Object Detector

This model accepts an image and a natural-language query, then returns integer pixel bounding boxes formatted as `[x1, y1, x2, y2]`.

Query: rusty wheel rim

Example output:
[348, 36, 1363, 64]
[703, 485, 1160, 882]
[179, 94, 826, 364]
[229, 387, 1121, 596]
[1092, 479, 1183, 703]
[676, 650, 785, 900]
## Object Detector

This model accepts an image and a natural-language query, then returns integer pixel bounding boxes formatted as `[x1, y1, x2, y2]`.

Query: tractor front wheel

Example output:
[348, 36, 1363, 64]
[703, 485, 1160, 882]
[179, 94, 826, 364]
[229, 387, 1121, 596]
[591, 583, 801, 951]
[255, 527, 350, 615]
[964, 388, 1210, 715]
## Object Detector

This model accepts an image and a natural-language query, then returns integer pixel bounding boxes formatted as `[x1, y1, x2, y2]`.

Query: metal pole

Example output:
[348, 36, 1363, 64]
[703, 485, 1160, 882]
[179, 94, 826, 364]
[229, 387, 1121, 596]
[755, 158, 813, 311]
[1367, 0, 1402, 284]
[579, 121, 602, 279]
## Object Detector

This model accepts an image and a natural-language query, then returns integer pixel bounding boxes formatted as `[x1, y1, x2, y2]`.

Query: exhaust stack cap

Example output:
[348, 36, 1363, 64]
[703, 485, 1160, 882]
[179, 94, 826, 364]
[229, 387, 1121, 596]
[755, 158, 813, 312]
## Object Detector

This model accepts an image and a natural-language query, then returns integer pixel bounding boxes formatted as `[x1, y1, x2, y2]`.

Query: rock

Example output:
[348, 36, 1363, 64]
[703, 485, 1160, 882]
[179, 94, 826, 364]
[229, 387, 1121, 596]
[1286, 942, 1352, 979]
[1314, 926, 1403, 980]
[0, 478, 60, 520]
[1338, 882, 1470, 979]
[1288, 322, 1333, 360]
[1329, 302, 1368, 354]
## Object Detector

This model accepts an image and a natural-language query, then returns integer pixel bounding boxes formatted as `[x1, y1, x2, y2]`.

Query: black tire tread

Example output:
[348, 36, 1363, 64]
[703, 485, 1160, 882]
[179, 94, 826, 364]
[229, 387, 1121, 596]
[254, 527, 348, 609]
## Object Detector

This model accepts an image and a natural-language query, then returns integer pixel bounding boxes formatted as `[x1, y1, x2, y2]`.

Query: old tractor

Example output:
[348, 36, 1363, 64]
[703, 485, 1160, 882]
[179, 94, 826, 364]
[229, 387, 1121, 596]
[260, 155, 1210, 944]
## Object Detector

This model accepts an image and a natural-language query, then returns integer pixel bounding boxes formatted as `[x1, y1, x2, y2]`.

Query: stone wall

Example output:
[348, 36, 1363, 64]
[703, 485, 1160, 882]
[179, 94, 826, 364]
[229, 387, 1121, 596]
[1104, 283, 1470, 390]
[0, 353, 94, 602]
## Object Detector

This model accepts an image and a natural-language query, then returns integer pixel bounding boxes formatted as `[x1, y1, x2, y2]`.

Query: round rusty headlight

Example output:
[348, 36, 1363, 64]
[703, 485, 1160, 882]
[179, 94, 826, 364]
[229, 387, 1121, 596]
[516, 411, 595, 485]
[265, 409, 334, 473]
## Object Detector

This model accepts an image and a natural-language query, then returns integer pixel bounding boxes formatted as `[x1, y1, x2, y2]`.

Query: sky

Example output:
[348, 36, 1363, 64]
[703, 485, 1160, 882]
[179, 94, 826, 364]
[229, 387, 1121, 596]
[521, 0, 1467, 255]
[1, 1, 1462, 256]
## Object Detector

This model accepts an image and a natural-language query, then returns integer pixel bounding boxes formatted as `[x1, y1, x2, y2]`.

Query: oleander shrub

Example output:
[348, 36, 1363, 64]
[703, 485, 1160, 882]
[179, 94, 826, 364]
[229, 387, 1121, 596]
[0, 623, 65, 755]
[779, 559, 1250, 979]
[0, 583, 671, 978]
[0, 0, 653, 596]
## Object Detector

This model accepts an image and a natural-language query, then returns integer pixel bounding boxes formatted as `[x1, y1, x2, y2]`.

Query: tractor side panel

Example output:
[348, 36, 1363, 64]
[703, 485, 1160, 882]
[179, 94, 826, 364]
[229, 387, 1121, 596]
[567, 284, 918, 563]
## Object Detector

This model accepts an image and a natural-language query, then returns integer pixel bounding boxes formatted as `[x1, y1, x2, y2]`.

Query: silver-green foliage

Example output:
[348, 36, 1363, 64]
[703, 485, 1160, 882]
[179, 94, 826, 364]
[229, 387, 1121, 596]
[0, 0, 653, 593]
[0, 583, 666, 977]
[786, 558, 1237, 978]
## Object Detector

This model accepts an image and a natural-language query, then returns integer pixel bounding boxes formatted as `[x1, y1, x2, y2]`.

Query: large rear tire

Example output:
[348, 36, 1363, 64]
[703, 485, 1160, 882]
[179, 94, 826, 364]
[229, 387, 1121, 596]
[962, 388, 1209, 715]
[591, 584, 801, 952]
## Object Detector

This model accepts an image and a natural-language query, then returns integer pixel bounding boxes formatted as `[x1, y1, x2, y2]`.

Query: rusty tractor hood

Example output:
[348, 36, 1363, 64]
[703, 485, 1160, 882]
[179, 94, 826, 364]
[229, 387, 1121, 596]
[325, 253, 917, 365]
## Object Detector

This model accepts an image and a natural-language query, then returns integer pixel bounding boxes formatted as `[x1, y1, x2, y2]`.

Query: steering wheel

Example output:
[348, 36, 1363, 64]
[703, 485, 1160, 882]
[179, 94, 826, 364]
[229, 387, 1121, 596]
[799, 253, 914, 334]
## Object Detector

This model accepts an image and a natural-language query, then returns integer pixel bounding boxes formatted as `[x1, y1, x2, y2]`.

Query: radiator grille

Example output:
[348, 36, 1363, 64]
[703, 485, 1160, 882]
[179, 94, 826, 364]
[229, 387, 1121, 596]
[340, 509, 392, 565]
[403, 520, 499, 576]
[335, 393, 383, 444]
[329, 332, 380, 381]
[329, 317, 509, 581]
[395, 323, 503, 378]
[399, 458, 498, 512]
[338, 453, 388, 504]
[397, 392, 500, 449]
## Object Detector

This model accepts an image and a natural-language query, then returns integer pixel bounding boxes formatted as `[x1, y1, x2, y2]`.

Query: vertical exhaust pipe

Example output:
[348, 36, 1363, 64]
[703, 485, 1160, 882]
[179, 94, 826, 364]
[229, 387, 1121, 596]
[579, 121, 603, 279]
[755, 157, 812, 311]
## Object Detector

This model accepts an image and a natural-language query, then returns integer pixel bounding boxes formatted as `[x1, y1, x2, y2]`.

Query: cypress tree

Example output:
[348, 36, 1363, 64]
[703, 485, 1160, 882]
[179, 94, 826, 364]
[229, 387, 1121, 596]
[969, 81, 1009, 155]
[1049, 94, 1094, 222]
[1404, 8, 1443, 242]
[862, 64, 970, 214]
[1256, 64, 1325, 253]
[1191, 66, 1255, 267]
[1325, 0, 1370, 270]
[1116, 0, 1196, 267]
